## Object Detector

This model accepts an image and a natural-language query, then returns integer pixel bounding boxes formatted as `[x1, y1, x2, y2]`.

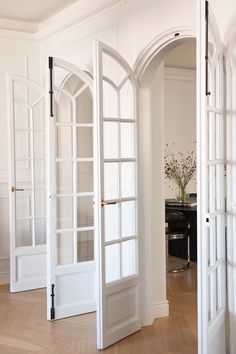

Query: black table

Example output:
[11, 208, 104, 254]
[165, 202, 197, 262]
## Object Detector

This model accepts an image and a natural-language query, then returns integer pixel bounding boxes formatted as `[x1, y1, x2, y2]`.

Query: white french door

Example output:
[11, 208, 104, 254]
[7, 76, 46, 292]
[198, 1, 227, 353]
[46, 58, 96, 320]
[94, 40, 141, 349]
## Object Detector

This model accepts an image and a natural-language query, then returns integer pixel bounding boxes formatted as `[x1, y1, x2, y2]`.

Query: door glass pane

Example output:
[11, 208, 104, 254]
[33, 99, 45, 130]
[122, 239, 136, 278]
[77, 127, 93, 158]
[119, 79, 134, 119]
[57, 232, 74, 265]
[104, 204, 119, 242]
[16, 219, 32, 247]
[103, 81, 118, 118]
[56, 161, 73, 194]
[35, 190, 45, 217]
[105, 243, 120, 283]
[35, 218, 46, 245]
[14, 101, 29, 129]
[120, 123, 135, 158]
[34, 131, 45, 159]
[34, 161, 45, 188]
[56, 92, 72, 124]
[104, 162, 119, 200]
[77, 196, 93, 228]
[56, 126, 72, 159]
[77, 162, 93, 193]
[121, 201, 136, 238]
[77, 230, 94, 262]
[103, 122, 119, 159]
[16, 191, 32, 218]
[76, 87, 93, 124]
[56, 197, 73, 229]
[15, 160, 31, 189]
[121, 162, 135, 198]
[15, 131, 30, 159]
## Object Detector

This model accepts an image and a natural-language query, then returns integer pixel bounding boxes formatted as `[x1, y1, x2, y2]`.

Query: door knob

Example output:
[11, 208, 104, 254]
[11, 186, 24, 192]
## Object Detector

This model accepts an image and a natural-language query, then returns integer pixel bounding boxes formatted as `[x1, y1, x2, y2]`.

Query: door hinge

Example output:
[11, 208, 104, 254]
[48, 56, 54, 117]
[50, 283, 55, 320]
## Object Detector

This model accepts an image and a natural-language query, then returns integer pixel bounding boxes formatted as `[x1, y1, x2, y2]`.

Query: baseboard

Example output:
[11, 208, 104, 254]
[153, 300, 169, 318]
[0, 271, 9, 285]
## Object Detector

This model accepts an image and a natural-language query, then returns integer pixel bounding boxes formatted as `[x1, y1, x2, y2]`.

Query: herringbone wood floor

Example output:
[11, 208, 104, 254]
[0, 263, 197, 354]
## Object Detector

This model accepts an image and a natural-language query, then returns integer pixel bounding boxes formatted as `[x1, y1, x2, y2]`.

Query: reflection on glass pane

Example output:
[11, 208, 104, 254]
[122, 201, 136, 238]
[35, 218, 46, 245]
[16, 191, 32, 218]
[56, 161, 73, 194]
[105, 244, 120, 283]
[57, 232, 74, 265]
[15, 161, 31, 188]
[77, 162, 93, 193]
[15, 160, 31, 189]
[77, 231, 94, 262]
[120, 79, 134, 119]
[56, 197, 73, 229]
[103, 52, 127, 86]
[122, 239, 136, 278]
[35, 190, 45, 217]
[56, 126, 72, 159]
[120, 123, 135, 158]
[121, 162, 135, 198]
[56, 92, 72, 124]
[104, 204, 119, 242]
[16, 219, 32, 247]
[208, 274, 211, 321]
[34, 160, 45, 188]
[15, 131, 30, 159]
[76, 88, 93, 124]
[33, 99, 45, 130]
[103, 122, 119, 159]
[77, 196, 94, 228]
[34, 131, 45, 159]
[216, 267, 221, 312]
[14, 101, 29, 130]
[104, 163, 119, 200]
[77, 127, 93, 158]
[103, 81, 118, 118]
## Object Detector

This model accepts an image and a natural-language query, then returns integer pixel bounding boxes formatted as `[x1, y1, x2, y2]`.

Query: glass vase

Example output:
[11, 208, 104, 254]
[176, 184, 189, 202]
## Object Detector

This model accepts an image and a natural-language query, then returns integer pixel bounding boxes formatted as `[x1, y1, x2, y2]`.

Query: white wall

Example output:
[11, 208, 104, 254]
[0, 36, 40, 284]
[164, 67, 196, 199]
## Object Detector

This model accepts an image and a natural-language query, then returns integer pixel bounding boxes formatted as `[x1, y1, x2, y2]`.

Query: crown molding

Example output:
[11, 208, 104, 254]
[164, 67, 196, 82]
[0, 18, 37, 34]
[36, 0, 127, 41]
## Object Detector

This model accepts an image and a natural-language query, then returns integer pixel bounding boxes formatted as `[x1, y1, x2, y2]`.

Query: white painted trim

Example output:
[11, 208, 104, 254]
[153, 301, 169, 319]
[134, 27, 195, 82]
[0, 18, 37, 34]
[133, 26, 196, 331]
[0, 29, 36, 41]
[164, 67, 196, 82]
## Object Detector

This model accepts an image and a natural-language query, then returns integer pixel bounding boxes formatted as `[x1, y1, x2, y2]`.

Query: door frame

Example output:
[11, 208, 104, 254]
[133, 26, 195, 326]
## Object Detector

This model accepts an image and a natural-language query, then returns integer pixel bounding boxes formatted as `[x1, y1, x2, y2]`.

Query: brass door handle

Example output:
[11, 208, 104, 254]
[101, 200, 117, 207]
[11, 186, 24, 193]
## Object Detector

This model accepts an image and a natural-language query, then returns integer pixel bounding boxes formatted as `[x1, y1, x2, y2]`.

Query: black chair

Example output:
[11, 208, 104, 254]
[165, 211, 190, 273]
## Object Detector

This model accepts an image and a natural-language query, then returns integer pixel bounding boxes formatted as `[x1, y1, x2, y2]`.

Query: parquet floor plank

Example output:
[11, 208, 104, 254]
[0, 263, 197, 354]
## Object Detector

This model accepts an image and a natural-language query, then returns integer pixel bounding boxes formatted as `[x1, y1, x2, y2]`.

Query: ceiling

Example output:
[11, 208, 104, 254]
[0, 0, 79, 23]
[165, 40, 196, 70]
